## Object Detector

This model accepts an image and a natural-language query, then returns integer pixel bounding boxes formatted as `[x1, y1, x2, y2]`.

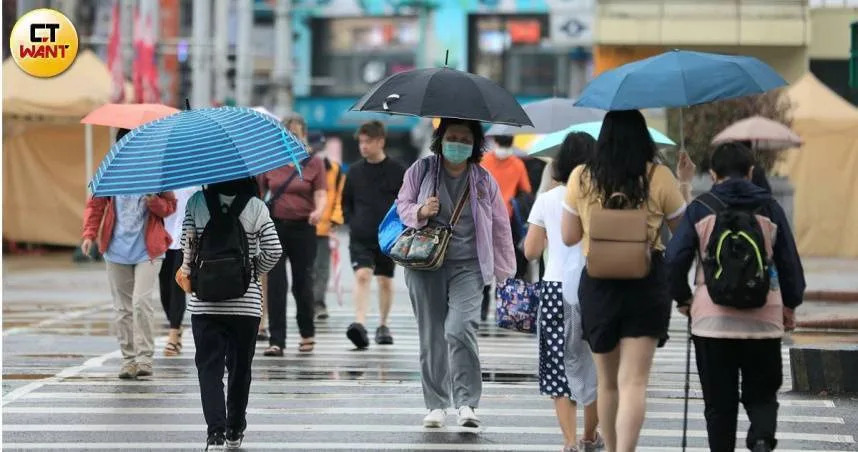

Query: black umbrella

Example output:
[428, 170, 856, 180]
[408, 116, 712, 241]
[350, 67, 533, 127]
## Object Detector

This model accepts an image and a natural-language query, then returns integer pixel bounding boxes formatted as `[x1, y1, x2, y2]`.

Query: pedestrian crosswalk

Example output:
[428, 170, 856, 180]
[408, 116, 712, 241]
[3, 303, 856, 451]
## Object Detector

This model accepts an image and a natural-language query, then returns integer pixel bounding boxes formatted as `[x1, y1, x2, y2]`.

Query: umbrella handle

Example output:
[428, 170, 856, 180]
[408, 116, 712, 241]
[185, 98, 191, 110]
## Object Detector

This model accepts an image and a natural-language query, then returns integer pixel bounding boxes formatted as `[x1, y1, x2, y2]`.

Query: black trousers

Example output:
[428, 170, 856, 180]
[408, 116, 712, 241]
[159, 249, 186, 329]
[267, 219, 317, 346]
[192, 314, 260, 436]
[510, 217, 528, 280]
[693, 336, 782, 451]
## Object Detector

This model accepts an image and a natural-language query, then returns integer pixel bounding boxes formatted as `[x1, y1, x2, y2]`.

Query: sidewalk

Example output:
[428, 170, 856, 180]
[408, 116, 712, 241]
[786, 257, 858, 329]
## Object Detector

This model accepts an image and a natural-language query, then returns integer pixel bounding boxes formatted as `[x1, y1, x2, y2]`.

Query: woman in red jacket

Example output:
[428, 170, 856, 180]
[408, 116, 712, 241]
[81, 130, 177, 379]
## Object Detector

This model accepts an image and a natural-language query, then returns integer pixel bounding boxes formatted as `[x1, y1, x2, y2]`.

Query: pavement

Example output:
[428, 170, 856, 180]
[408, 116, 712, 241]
[2, 243, 857, 451]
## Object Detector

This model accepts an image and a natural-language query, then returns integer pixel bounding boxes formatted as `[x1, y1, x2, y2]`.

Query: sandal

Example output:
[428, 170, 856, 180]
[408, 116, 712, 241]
[263, 345, 283, 357]
[257, 329, 270, 341]
[164, 342, 181, 356]
[298, 340, 315, 353]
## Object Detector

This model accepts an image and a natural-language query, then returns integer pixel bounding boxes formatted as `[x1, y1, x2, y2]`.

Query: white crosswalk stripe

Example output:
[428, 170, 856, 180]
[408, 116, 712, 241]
[3, 307, 855, 451]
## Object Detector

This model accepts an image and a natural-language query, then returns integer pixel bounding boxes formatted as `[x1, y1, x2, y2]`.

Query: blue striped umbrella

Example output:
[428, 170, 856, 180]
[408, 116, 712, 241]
[89, 107, 308, 196]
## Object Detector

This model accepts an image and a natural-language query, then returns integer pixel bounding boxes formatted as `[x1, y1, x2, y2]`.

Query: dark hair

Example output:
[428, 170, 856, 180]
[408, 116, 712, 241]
[493, 135, 514, 147]
[429, 118, 486, 164]
[115, 128, 132, 141]
[710, 142, 754, 180]
[584, 110, 656, 207]
[355, 120, 386, 140]
[553, 132, 595, 183]
[208, 177, 259, 198]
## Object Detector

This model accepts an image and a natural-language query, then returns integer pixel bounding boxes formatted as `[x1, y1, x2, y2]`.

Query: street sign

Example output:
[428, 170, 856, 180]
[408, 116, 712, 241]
[550, 9, 594, 47]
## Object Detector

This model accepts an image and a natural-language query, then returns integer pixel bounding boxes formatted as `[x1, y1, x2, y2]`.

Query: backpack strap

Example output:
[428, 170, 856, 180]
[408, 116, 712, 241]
[228, 193, 252, 218]
[695, 192, 728, 215]
[203, 189, 226, 217]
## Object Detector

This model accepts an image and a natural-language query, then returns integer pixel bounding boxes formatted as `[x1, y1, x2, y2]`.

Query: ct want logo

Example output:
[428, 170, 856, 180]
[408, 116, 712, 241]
[10, 8, 79, 78]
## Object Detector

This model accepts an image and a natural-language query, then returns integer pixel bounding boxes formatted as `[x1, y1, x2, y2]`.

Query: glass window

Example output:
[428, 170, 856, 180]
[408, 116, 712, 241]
[312, 17, 418, 96]
[468, 14, 567, 97]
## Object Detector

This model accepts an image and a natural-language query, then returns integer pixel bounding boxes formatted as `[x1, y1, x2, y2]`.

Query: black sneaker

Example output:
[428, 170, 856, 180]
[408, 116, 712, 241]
[206, 431, 225, 451]
[375, 325, 394, 345]
[346, 322, 370, 349]
[751, 440, 772, 452]
[225, 427, 244, 450]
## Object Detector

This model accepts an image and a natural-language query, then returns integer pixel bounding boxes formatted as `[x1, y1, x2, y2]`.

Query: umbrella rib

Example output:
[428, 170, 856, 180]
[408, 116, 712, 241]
[195, 108, 250, 177]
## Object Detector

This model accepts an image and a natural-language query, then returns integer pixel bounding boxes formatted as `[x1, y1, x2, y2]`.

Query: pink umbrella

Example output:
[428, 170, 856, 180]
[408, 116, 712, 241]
[711, 115, 802, 151]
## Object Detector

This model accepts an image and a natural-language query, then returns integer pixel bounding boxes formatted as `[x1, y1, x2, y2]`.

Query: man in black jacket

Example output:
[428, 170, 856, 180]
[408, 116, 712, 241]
[343, 121, 406, 349]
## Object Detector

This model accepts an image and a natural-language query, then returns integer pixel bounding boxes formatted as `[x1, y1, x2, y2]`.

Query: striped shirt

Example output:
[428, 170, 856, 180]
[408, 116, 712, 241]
[181, 192, 282, 317]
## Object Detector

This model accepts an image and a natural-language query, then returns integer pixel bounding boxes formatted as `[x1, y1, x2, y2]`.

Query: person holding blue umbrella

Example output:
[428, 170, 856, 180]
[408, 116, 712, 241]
[561, 110, 695, 452]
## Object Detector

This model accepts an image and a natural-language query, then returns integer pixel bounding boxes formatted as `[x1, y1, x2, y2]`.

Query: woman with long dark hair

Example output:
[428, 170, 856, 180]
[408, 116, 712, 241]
[561, 110, 693, 451]
[395, 117, 516, 429]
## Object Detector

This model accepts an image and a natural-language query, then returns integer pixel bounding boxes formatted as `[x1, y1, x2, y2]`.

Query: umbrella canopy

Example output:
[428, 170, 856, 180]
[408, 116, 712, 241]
[252, 106, 280, 121]
[575, 50, 787, 111]
[81, 103, 180, 130]
[485, 98, 605, 136]
[350, 67, 533, 126]
[711, 115, 802, 150]
[528, 121, 675, 158]
[90, 107, 308, 196]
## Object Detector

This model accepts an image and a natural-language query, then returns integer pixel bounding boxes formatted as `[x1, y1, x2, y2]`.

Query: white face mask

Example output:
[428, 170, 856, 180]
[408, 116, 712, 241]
[495, 146, 513, 160]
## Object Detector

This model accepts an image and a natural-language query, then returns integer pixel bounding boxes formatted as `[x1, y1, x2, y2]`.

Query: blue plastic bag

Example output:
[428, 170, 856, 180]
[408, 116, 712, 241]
[378, 204, 405, 256]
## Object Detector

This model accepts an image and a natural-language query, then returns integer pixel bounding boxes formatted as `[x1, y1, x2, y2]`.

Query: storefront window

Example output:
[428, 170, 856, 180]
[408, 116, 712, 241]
[469, 14, 567, 97]
[312, 17, 418, 96]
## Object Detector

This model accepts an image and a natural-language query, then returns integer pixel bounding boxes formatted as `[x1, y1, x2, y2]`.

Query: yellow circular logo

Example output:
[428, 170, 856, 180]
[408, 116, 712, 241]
[9, 8, 79, 78]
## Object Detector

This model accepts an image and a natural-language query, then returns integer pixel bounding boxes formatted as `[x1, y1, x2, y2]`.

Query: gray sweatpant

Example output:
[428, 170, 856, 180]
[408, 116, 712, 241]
[405, 260, 484, 410]
[312, 236, 331, 306]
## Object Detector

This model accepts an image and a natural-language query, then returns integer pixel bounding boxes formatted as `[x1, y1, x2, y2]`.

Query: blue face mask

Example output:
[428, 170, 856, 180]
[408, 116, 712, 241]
[442, 141, 472, 164]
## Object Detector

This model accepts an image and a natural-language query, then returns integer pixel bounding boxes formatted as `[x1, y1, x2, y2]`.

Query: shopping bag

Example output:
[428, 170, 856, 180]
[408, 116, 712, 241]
[495, 278, 540, 334]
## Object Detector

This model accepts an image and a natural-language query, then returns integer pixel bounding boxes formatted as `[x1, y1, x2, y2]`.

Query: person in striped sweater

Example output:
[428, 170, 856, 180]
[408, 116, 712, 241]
[177, 177, 282, 450]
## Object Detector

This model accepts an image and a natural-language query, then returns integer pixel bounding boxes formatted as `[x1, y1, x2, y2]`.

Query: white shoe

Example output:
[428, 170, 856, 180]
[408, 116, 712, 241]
[422, 409, 446, 428]
[457, 406, 481, 428]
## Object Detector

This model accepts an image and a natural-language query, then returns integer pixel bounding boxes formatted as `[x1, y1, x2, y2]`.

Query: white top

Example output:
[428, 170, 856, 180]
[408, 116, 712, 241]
[165, 187, 200, 250]
[527, 186, 584, 304]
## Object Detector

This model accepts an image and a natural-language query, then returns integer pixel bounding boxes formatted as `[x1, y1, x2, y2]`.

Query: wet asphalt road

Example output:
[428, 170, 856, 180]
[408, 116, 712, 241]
[2, 252, 857, 451]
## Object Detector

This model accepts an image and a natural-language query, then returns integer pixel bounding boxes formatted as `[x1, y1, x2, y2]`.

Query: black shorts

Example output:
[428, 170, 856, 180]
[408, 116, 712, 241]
[349, 237, 395, 278]
[578, 253, 672, 354]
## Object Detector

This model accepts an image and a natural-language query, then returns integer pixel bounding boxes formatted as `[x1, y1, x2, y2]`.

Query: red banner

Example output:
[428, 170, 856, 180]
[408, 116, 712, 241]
[133, 3, 160, 103]
[107, 0, 124, 102]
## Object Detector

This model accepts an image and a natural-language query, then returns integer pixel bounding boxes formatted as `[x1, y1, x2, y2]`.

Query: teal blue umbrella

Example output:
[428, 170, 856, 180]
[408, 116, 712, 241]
[90, 107, 308, 196]
[528, 121, 675, 158]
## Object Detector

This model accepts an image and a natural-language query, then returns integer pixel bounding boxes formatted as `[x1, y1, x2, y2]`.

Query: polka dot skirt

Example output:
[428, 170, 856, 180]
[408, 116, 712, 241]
[538, 281, 571, 397]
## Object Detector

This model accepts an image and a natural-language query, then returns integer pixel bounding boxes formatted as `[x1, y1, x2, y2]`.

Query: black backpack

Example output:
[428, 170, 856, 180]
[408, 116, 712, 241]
[697, 192, 770, 309]
[191, 190, 254, 302]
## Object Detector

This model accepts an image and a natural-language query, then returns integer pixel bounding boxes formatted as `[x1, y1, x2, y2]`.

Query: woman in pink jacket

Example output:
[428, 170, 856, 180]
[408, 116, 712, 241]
[395, 118, 516, 430]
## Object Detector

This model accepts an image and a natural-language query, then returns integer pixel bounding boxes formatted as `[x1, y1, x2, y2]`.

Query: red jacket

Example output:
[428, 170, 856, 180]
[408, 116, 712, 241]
[82, 193, 177, 260]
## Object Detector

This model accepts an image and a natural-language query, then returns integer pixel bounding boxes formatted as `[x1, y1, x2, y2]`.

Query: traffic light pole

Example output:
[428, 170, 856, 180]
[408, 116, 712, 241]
[272, 0, 294, 119]
[213, 0, 230, 106]
[235, 0, 254, 107]
[191, 0, 212, 107]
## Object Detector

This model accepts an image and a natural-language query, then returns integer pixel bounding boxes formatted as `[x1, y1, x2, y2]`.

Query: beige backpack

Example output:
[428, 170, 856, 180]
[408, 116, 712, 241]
[586, 165, 658, 280]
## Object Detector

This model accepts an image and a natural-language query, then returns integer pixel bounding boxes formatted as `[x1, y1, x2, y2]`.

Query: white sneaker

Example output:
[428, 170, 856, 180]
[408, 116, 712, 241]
[457, 406, 481, 428]
[422, 409, 446, 428]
